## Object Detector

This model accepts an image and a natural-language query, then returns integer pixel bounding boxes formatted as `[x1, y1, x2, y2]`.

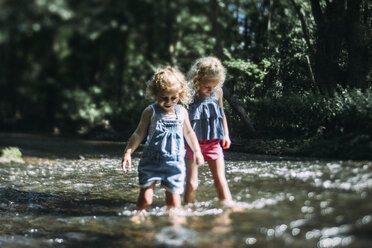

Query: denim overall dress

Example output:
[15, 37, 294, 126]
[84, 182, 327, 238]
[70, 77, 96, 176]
[138, 103, 185, 194]
[188, 92, 225, 141]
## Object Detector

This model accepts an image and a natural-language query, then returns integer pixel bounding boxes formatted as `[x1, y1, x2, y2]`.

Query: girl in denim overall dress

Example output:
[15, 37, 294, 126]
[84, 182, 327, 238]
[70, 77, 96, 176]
[184, 57, 233, 206]
[121, 67, 204, 210]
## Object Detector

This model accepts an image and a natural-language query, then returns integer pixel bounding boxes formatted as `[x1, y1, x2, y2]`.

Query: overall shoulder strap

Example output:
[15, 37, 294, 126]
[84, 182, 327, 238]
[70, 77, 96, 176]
[211, 91, 220, 99]
[152, 103, 159, 113]
[151, 103, 162, 119]
[176, 104, 185, 121]
[211, 91, 220, 101]
[174, 104, 179, 119]
[149, 103, 156, 114]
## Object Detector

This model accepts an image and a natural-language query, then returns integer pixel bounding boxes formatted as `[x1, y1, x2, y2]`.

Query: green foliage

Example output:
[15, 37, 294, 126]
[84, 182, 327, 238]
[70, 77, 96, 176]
[0, 0, 215, 135]
[60, 87, 112, 125]
[243, 88, 372, 137]
[0, 147, 24, 163]
[0, 0, 371, 156]
[225, 49, 271, 80]
[224, 49, 272, 98]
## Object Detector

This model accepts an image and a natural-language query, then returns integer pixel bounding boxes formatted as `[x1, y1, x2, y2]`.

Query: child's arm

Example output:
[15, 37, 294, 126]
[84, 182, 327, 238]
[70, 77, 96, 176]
[182, 107, 204, 166]
[121, 106, 152, 173]
[217, 88, 231, 149]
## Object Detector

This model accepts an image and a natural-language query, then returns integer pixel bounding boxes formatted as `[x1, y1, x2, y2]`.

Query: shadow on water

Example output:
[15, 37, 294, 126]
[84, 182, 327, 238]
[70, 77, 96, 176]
[0, 187, 134, 216]
[0, 187, 212, 248]
[0, 133, 130, 159]
[0, 188, 163, 248]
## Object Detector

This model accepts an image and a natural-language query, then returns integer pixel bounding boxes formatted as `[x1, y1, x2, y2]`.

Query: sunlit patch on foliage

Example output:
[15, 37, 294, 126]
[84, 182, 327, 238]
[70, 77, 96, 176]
[0, 147, 24, 163]
[61, 87, 112, 126]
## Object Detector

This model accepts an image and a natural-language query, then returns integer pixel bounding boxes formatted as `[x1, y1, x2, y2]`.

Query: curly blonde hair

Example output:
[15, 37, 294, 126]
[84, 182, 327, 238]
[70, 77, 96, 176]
[146, 66, 192, 105]
[187, 57, 226, 94]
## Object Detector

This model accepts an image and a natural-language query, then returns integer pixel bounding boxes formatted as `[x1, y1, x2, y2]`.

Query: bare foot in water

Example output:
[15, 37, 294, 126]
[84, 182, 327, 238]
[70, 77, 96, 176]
[130, 210, 149, 224]
[220, 200, 245, 212]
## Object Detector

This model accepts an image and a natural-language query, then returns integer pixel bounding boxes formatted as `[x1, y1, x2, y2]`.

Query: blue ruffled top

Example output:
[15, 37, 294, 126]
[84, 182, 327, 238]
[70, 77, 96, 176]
[188, 92, 225, 140]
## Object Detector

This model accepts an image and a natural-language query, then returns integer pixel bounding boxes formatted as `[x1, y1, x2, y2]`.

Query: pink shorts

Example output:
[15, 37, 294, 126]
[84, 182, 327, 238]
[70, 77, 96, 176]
[185, 139, 224, 161]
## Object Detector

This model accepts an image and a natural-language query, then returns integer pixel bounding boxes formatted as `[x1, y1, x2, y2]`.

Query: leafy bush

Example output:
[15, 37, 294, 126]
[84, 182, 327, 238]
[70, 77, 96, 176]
[0, 147, 24, 163]
[233, 88, 372, 137]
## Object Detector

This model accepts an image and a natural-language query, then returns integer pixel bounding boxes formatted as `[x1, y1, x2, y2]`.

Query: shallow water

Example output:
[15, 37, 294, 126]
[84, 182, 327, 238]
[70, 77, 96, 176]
[1, 134, 372, 247]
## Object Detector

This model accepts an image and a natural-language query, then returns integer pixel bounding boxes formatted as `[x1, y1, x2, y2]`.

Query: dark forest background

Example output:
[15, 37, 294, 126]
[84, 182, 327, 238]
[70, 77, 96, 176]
[1, 0, 371, 159]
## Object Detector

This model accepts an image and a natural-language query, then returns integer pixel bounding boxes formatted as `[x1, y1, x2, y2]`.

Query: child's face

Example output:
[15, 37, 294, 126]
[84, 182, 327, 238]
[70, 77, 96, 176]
[198, 78, 219, 97]
[157, 90, 180, 113]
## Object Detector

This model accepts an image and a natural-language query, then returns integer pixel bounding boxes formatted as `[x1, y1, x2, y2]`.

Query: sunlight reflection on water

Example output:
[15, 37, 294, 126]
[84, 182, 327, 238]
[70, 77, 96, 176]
[1, 154, 372, 247]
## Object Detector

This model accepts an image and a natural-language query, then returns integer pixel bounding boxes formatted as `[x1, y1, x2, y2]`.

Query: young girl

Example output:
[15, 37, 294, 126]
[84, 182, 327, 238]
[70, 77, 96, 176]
[184, 57, 233, 206]
[121, 67, 204, 211]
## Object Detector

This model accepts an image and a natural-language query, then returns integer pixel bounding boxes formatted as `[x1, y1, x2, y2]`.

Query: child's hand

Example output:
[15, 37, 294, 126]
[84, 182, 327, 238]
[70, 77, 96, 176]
[194, 151, 204, 167]
[222, 136, 231, 149]
[121, 152, 131, 173]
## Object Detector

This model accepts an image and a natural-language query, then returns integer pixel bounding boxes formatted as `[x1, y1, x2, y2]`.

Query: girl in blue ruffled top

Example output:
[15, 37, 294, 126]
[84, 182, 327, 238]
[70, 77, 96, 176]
[184, 57, 233, 206]
[121, 67, 204, 211]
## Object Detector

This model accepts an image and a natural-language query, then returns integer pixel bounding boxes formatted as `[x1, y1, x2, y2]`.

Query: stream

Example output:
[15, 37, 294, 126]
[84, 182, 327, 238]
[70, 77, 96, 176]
[0, 133, 371, 247]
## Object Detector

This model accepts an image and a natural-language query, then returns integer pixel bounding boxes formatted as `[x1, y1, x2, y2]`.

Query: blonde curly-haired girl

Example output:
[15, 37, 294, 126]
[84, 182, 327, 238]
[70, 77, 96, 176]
[122, 66, 204, 210]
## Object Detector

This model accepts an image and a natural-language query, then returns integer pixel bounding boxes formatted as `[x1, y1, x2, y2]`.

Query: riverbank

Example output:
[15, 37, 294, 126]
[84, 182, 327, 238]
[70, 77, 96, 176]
[0, 133, 124, 159]
[1, 132, 371, 161]
[230, 133, 372, 160]
[0, 132, 302, 162]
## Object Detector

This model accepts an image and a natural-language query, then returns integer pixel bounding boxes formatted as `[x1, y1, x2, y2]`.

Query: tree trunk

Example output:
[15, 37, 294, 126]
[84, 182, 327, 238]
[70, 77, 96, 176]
[145, 2, 155, 63]
[310, 0, 346, 95]
[164, 0, 175, 65]
[289, 0, 318, 93]
[290, 0, 314, 55]
[243, 15, 249, 51]
[266, 0, 273, 51]
[223, 86, 256, 133]
[209, 0, 256, 134]
[209, 0, 223, 59]
[346, 0, 368, 89]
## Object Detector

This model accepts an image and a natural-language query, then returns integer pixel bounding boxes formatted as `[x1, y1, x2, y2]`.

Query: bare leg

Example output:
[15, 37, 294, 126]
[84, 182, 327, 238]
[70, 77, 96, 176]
[208, 158, 232, 203]
[165, 191, 181, 209]
[183, 158, 199, 204]
[136, 182, 156, 210]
